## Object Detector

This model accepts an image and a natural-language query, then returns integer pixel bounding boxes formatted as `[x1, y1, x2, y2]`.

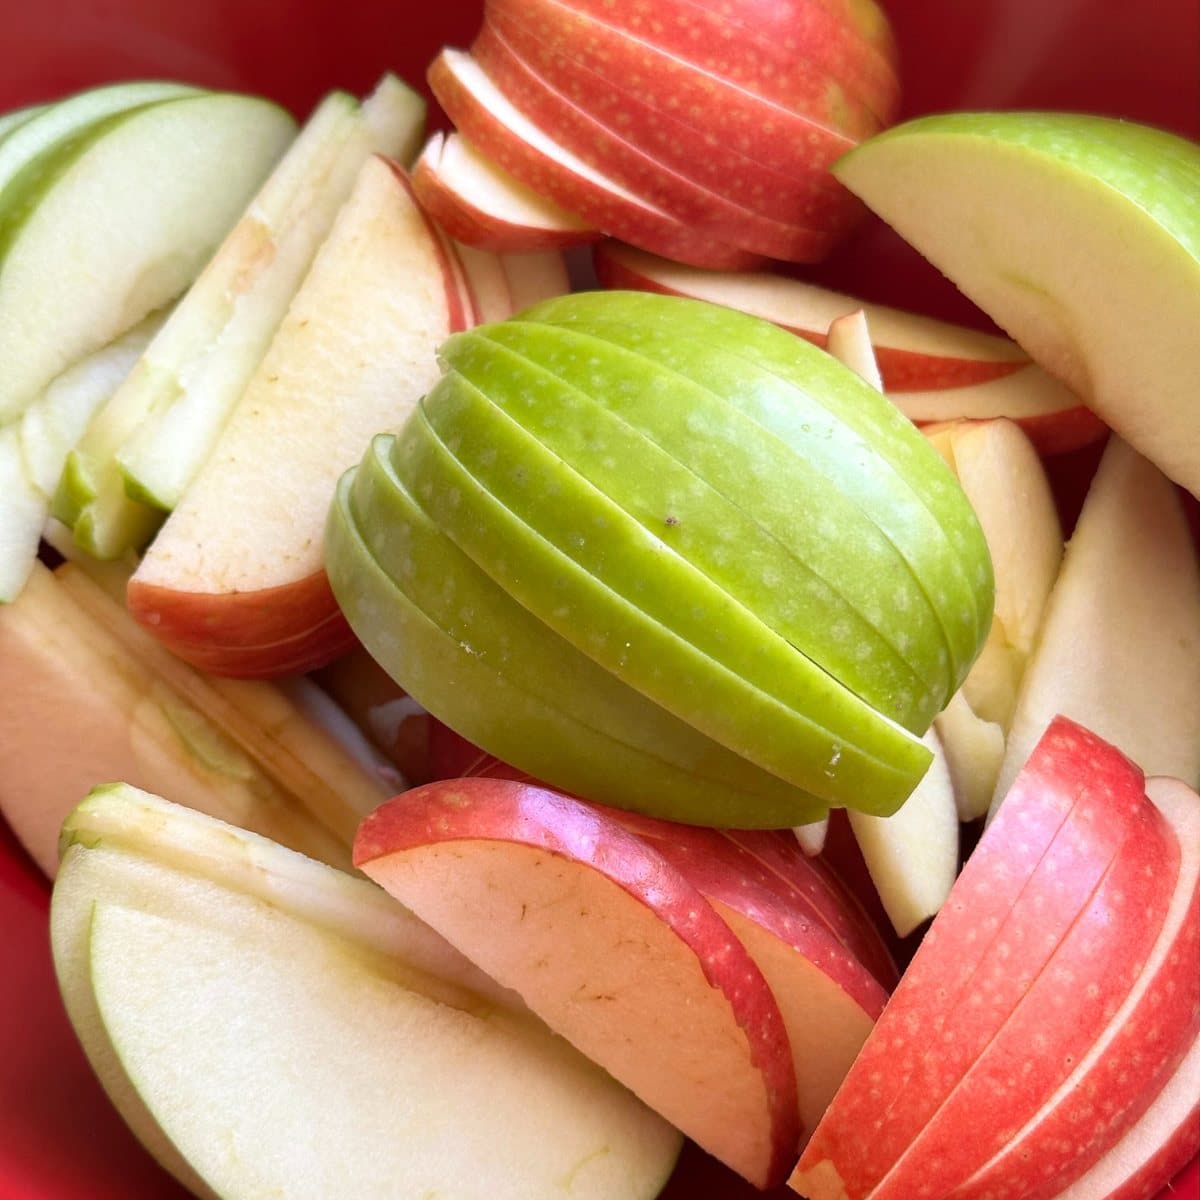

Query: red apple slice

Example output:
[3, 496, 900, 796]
[946, 775, 1200, 1200]
[428, 49, 766, 271]
[500, 248, 571, 311]
[536, 0, 901, 127]
[825, 308, 883, 390]
[488, 3, 859, 230]
[411, 130, 599, 252]
[992, 437, 1200, 816]
[354, 776, 801, 1188]
[470, 20, 840, 262]
[452, 240, 515, 324]
[127, 156, 468, 678]
[791, 717, 1151, 1200]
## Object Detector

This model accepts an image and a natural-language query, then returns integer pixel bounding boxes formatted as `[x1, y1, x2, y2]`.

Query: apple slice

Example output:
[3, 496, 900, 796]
[412, 130, 598, 251]
[792, 717, 1152, 1200]
[825, 308, 883, 389]
[52, 784, 682, 1200]
[933, 690, 1006, 823]
[992, 437, 1200, 815]
[0, 90, 295, 427]
[0, 564, 352, 876]
[500, 248, 571, 310]
[0, 101, 48, 142]
[833, 112, 1200, 493]
[126, 154, 468, 677]
[428, 49, 766, 271]
[355, 776, 801, 1187]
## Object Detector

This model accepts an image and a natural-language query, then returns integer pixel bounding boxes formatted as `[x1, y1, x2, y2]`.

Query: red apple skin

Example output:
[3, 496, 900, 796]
[125, 571, 358, 678]
[428, 50, 767, 271]
[484, 0, 862, 183]
[411, 137, 602, 253]
[470, 21, 841, 262]
[354, 776, 801, 1189]
[485, 4, 860, 230]
[792, 717, 1150, 1200]
[535, 0, 901, 128]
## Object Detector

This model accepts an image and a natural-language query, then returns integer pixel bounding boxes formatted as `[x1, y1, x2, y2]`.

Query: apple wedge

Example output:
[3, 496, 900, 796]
[0, 90, 295, 427]
[833, 112, 1200, 493]
[501, 247, 571, 310]
[412, 130, 598, 251]
[0, 563, 351, 875]
[52, 784, 682, 1200]
[355, 776, 801, 1187]
[992, 436, 1200, 814]
[127, 154, 469, 677]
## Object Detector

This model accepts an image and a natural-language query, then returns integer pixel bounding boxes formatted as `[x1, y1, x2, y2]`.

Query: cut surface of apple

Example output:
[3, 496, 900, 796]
[412, 130, 598, 251]
[834, 111, 1200, 493]
[0, 90, 296, 428]
[992, 436, 1200, 814]
[127, 153, 466, 678]
[355, 777, 801, 1188]
[110, 74, 425, 519]
[51, 784, 683, 1200]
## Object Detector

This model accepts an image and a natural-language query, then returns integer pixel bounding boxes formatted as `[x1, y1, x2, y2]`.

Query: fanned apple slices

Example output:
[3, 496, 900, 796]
[51, 784, 683, 1200]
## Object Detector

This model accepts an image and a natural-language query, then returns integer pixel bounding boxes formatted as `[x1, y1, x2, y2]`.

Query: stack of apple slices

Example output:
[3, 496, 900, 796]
[51, 783, 684, 1200]
[416, 0, 900, 266]
[0, 82, 298, 603]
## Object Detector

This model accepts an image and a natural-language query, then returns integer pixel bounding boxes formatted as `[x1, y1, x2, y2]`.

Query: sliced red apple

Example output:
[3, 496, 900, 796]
[992, 437, 1200, 816]
[500, 248, 571, 311]
[127, 155, 468, 678]
[354, 776, 801, 1188]
[825, 308, 883, 390]
[411, 130, 598, 252]
[792, 717, 1152, 1200]
[428, 49, 766, 271]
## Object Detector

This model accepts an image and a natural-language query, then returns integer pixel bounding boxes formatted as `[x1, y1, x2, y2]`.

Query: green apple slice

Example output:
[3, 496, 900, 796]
[52, 784, 681, 1200]
[0, 314, 163, 603]
[832, 112, 1200, 494]
[393, 386, 930, 814]
[0, 102, 48, 143]
[443, 323, 946, 728]
[0, 89, 296, 428]
[517, 291, 992, 691]
[111, 74, 426, 519]
[334, 446, 829, 826]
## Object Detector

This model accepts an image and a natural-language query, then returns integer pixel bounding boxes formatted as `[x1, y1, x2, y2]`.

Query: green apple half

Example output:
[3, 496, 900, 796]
[330, 291, 993, 823]
[833, 111, 1200, 495]
[50, 784, 681, 1200]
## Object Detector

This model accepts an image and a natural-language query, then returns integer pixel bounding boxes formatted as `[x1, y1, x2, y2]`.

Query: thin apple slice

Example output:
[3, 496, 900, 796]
[412, 130, 598, 251]
[0, 564, 351, 875]
[0, 101, 48, 142]
[826, 308, 883, 389]
[53, 784, 682, 1200]
[355, 776, 801, 1188]
[833, 112, 1200, 492]
[428, 48, 766, 271]
[933, 691, 1006, 823]
[453, 240, 515, 323]
[126, 153, 466, 678]
[500, 247, 570, 309]
[0, 91, 295, 428]
[992, 437, 1200, 815]
[792, 717, 1152, 1200]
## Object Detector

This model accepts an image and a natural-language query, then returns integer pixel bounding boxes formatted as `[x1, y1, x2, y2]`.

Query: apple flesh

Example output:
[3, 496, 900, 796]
[126, 154, 472, 678]
[51, 784, 683, 1200]
[833, 111, 1200, 494]
[355, 776, 800, 1187]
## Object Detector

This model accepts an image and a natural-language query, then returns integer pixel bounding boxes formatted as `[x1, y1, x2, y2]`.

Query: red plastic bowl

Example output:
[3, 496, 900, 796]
[1, 3, 1197, 1199]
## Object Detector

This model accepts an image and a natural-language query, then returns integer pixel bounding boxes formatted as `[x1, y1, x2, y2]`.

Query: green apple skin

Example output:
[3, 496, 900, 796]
[514, 291, 993, 690]
[440, 327, 942, 730]
[833, 112, 1200, 496]
[328, 448, 831, 828]
[395, 375, 929, 813]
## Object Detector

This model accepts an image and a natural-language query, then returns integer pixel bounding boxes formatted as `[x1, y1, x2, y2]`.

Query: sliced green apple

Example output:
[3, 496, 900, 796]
[0, 89, 295, 427]
[51, 784, 682, 1200]
[394, 386, 930, 814]
[331, 450, 830, 826]
[834, 111, 1200, 494]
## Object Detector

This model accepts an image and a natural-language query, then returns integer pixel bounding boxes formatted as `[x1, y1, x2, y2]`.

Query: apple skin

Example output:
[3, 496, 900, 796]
[791, 717, 1155, 1200]
[354, 776, 802, 1188]
[517, 0, 901, 128]
[832, 112, 1200, 496]
[427, 49, 767, 271]
[469, 20, 841, 262]
[411, 130, 600, 252]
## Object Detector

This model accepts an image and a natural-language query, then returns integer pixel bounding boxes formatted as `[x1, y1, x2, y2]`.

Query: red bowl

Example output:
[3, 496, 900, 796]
[2, 3, 1197, 1199]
